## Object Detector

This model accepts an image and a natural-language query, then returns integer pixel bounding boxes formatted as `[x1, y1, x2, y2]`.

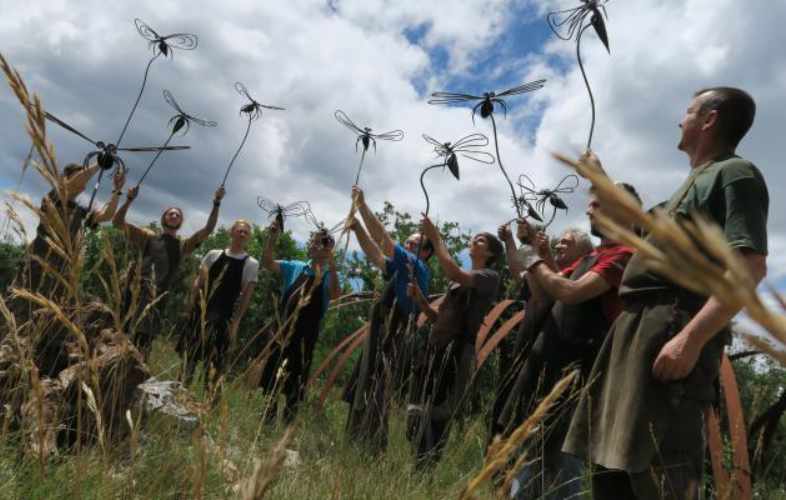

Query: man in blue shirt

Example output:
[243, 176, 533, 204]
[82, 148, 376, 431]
[344, 185, 433, 452]
[259, 220, 341, 423]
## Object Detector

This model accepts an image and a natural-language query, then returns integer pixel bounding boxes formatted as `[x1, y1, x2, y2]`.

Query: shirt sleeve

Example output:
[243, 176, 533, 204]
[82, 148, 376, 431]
[722, 178, 769, 254]
[243, 257, 260, 286]
[277, 260, 298, 291]
[591, 247, 634, 288]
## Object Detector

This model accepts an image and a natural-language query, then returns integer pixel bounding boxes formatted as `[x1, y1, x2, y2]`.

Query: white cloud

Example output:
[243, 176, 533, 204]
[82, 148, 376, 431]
[1, 0, 785, 287]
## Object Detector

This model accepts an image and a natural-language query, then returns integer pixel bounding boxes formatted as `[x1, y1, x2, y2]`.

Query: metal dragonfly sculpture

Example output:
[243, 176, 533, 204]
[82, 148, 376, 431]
[547, 0, 610, 149]
[44, 111, 189, 212]
[257, 197, 311, 232]
[428, 79, 546, 220]
[135, 89, 216, 187]
[305, 208, 344, 251]
[222, 82, 285, 187]
[117, 19, 199, 148]
[517, 173, 580, 228]
[419, 133, 495, 215]
[334, 110, 404, 185]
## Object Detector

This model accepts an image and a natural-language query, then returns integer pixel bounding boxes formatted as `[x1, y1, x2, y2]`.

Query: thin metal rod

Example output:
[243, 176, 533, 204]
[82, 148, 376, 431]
[577, 23, 595, 150]
[136, 130, 176, 187]
[116, 53, 160, 147]
[489, 113, 522, 219]
[86, 169, 105, 215]
[222, 116, 253, 187]
[353, 148, 368, 185]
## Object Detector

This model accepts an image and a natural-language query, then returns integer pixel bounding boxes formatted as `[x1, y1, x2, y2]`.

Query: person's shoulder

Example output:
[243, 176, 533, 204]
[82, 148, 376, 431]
[600, 244, 634, 258]
[713, 156, 764, 187]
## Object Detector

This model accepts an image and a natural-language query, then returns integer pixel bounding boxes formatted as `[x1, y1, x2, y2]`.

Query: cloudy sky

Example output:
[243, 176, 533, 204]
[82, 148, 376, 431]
[1, 0, 784, 296]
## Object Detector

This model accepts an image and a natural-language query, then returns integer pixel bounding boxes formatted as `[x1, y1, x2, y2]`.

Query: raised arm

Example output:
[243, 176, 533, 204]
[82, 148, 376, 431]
[353, 186, 396, 257]
[407, 281, 438, 322]
[91, 168, 125, 224]
[419, 213, 475, 287]
[349, 217, 386, 270]
[498, 223, 525, 281]
[262, 221, 281, 274]
[113, 185, 154, 247]
[183, 186, 225, 256]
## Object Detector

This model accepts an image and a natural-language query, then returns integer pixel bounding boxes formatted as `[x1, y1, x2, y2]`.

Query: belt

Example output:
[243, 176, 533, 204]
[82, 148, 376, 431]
[621, 288, 707, 314]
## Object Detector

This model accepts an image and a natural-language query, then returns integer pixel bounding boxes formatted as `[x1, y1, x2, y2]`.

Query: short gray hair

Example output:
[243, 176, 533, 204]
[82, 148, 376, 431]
[560, 227, 593, 256]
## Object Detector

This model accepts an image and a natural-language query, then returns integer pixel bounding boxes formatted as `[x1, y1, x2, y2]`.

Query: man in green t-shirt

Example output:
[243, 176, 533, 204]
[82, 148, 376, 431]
[562, 87, 769, 499]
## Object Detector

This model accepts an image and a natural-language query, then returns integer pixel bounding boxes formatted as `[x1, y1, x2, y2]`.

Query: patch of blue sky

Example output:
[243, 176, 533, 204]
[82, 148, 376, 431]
[405, 3, 557, 140]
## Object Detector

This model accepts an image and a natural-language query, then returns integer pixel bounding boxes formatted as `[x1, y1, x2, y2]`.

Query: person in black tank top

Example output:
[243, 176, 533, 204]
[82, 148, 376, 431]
[113, 183, 224, 359]
[180, 220, 258, 390]
[259, 221, 341, 423]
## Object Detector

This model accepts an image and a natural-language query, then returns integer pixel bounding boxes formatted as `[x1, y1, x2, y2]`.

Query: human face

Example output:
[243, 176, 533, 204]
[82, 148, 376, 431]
[230, 222, 251, 247]
[468, 233, 492, 264]
[308, 231, 334, 260]
[678, 93, 713, 153]
[554, 232, 579, 269]
[163, 208, 183, 229]
[404, 232, 429, 259]
[586, 196, 603, 238]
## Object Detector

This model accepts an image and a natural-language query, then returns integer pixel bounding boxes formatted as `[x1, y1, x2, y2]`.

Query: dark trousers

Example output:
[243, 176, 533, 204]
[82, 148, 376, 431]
[260, 329, 318, 424]
[180, 311, 231, 389]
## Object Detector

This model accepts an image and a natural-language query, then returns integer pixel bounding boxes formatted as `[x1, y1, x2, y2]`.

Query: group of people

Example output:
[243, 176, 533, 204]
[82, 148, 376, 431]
[8, 85, 769, 499]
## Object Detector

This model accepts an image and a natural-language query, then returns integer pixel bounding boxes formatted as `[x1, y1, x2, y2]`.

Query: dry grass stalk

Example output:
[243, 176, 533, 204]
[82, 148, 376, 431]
[237, 426, 295, 500]
[458, 370, 578, 500]
[552, 152, 786, 360]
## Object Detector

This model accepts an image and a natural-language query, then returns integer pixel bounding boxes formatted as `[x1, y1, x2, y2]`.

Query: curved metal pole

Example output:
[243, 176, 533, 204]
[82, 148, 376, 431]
[135, 130, 176, 188]
[489, 113, 523, 219]
[116, 53, 160, 147]
[419, 163, 443, 219]
[222, 115, 253, 187]
[577, 23, 595, 150]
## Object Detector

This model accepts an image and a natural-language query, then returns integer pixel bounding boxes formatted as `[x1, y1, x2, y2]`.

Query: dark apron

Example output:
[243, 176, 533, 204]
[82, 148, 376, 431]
[180, 251, 247, 379]
[496, 254, 606, 438]
[408, 283, 480, 467]
[124, 233, 182, 356]
[344, 284, 407, 452]
[259, 271, 325, 423]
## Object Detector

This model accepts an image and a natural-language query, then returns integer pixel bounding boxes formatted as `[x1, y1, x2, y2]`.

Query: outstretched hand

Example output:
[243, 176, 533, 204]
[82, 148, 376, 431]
[127, 185, 139, 201]
[351, 185, 365, 207]
[498, 223, 513, 243]
[579, 149, 606, 177]
[113, 169, 126, 190]
[419, 213, 439, 242]
[214, 186, 226, 203]
[533, 231, 551, 261]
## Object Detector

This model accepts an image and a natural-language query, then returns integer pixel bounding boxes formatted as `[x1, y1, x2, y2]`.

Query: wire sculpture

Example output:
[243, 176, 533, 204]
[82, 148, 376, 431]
[222, 82, 285, 187]
[420, 133, 494, 215]
[517, 173, 580, 228]
[116, 19, 199, 147]
[44, 111, 188, 212]
[136, 89, 217, 187]
[256, 197, 311, 232]
[428, 79, 546, 220]
[305, 207, 344, 251]
[547, 0, 610, 150]
[334, 110, 404, 185]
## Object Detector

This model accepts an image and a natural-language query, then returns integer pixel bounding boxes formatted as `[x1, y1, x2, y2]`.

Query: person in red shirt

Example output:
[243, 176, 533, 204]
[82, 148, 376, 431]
[500, 179, 640, 500]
